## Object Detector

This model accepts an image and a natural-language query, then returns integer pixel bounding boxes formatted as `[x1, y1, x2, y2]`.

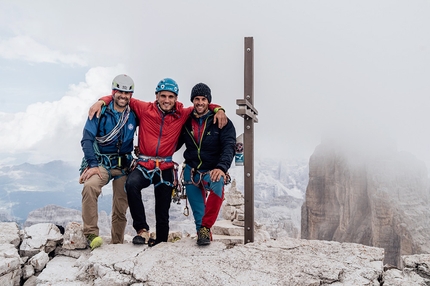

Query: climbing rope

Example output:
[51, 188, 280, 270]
[96, 105, 130, 146]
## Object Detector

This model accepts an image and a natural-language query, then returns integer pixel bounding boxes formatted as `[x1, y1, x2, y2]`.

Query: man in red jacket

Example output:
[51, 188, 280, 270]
[89, 78, 226, 246]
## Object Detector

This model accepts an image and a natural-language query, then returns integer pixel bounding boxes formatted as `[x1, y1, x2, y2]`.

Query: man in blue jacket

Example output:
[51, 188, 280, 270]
[178, 83, 236, 246]
[79, 74, 137, 250]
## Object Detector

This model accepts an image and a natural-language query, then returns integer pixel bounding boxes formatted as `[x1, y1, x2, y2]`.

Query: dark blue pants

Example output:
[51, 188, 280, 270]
[125, 167, 173, 243]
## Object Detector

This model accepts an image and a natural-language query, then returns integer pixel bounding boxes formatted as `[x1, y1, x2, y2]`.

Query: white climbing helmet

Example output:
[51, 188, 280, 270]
[112, 74, 134, 92]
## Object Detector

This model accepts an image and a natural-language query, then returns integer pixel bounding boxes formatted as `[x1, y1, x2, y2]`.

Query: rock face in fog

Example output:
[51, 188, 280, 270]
[301, 142, 430, 266]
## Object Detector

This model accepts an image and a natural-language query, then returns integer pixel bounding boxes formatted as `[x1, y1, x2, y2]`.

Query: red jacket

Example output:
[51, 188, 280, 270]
[100, 96, 219, 171]
[131, 98, 193, 170]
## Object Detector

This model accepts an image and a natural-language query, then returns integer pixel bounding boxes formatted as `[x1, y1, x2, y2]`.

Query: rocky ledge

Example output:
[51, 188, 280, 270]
[1, 221, 430, 285]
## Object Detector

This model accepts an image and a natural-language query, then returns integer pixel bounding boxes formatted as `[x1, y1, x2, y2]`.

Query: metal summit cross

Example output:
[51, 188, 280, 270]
[236, 37, 258, 243]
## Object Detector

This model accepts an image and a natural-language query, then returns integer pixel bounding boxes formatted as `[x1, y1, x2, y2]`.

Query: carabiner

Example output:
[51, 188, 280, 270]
[183, 206, 189, 216]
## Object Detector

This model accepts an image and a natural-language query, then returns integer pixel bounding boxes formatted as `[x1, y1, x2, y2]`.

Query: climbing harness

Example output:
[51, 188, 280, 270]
[135, 155, 179, 188]
[79, 141, 133, 180]
[138, 155, 173, 168]
[177, 164, 231, 217]
[79, 105, 134, 181]
[190, 167, 232, 187]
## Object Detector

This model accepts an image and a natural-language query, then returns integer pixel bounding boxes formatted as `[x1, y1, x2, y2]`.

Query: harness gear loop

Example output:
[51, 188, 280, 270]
[176, 163, 189, 216]
[135, 155, 178, 188]
[79, 141, 131, 180]
[138, 155, 173, 163]
[190, 168, 210, 187]
[189, 167, 231, 187]
[171, 163, 181, 204]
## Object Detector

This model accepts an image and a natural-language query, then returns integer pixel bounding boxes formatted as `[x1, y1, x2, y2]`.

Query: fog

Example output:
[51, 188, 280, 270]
[0, 1, 429, 171]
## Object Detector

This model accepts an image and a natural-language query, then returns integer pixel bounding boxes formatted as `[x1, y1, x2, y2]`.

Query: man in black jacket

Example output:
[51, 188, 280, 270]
[178, 83, 236, 246]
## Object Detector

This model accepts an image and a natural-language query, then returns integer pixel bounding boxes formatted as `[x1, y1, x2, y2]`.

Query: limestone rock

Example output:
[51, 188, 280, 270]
[213, 220, 244, 236]
[24, 205, 82, 228]
[22, 276, 37, 286]
[62, 222, 87, 250]
[0, 222, 21, 248]
[224, 184, 244, 206]
[52, 237, 384, 285]
[403, 254, 430, 273]
[383, 268, 427, 285]
[21, 264, 34, 280]
[36, 256, 83, 285]
[2, 222, 430, 285]
[20, 223, 63, 258]
[0, 243, 22, 286]
[302, 142, 430, 266]
[28, 251, 49, 272]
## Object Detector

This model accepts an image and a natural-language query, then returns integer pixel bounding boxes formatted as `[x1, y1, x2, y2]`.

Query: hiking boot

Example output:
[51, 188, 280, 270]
[86, 234, 103, 250]
[132, 229, 150, 245]
[148, 238, 159, 247]
[197, 226, 211, 246]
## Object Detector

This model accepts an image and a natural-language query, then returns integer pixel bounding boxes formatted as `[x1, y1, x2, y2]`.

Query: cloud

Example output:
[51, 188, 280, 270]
[0, 0, 429, 173]
[0, 36, 87, 66]
[0, 66, 125, 165]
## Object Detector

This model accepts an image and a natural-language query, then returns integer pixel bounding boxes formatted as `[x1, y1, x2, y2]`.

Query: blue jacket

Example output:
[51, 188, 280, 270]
[81, 102, 137, 169]
[178, 110, 236, 173]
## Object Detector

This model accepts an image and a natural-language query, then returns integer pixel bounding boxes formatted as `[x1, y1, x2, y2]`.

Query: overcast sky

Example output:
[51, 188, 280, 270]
[0, 1, 429, 171]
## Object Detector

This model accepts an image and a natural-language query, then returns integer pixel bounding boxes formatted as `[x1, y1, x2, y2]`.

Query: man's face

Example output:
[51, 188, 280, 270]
[192, 96, 209, 115]
[113, 90, 132, 109]
[156, 91, 177, 112]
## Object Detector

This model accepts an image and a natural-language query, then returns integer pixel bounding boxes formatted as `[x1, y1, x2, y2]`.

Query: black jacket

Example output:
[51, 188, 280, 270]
[178, 111, 236, 173]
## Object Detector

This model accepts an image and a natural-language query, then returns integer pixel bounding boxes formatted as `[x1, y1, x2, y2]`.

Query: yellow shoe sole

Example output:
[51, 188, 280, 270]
[90, 236, 103, 250]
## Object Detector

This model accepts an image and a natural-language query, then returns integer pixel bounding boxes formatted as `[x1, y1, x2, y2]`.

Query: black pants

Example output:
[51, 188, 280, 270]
[125, 167, 173, 243]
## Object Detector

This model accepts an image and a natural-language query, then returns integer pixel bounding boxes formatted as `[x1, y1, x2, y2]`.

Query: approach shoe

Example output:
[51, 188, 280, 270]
[148, 238, 160, 247]
[197, 226, 211, 246]
[86, 234, 103, 250]
[132, 229, 150, 245]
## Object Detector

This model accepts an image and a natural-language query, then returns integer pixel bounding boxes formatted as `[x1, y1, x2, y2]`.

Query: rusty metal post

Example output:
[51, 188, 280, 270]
[236, 37, 258, 243]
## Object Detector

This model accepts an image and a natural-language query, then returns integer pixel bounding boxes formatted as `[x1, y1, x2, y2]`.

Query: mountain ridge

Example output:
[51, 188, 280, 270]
[0, 159, 309, 238]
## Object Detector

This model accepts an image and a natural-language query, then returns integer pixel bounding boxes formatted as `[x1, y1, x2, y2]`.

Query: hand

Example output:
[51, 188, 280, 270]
[210, 168, 225, 182]
[213, 110, 227, 129]
[79, 167, 102, 184]
[88, 100, 105, 120]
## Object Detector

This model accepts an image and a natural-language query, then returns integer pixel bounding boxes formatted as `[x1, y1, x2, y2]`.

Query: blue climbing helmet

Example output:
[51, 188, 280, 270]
[112, 74, 134, 92]
[155, 78, 179, 95]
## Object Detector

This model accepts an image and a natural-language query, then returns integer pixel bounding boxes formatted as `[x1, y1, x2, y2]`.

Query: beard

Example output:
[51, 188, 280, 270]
[114, 97, 129, 108]
[194, 105, 208, 115]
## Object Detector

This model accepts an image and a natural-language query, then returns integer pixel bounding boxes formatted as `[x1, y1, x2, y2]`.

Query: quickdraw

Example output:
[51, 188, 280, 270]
[173, 163, 189, 216]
